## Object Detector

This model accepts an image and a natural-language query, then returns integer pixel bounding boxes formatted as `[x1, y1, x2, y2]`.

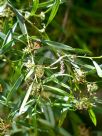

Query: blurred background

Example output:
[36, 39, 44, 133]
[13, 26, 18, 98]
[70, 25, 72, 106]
[53, 0, 102, 135]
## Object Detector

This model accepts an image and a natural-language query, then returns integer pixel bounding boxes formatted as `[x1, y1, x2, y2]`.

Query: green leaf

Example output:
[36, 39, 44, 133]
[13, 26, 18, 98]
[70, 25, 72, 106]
[54, 81, 70, 90]
[39, 118, 71, 136]
[2, 22, 17, 47]
[0, 22, 18, 54]
[38, 0, 65, 8]
[0, 40, 13, 54]
[86, 64, 102, 75]
[38, 118, 53, 128]
[47, 105, 55, 126]
[31, 0, 39, 15]
[58, 110, 67, 127]
[13, 34, 27, 45]
[8, 2, 27, 34]
[38, 0, 53, 8]
[19, 82, 33, 115]
[25, 68, 34, 81]
[7, 75, 24, 102]
[43, 73, 71, 90]
[92, 59, 102, 77]
[88, 108, 97, 126]
[43, 40, 91, 54]
[43, 73, 72, 83]
[44, 40, 74, 51]
[17, 12, 27, 35]
[46, 0, 60, 27]
[3, 30, 12, 46]
[42, 105, 55, 126]
[43, 85, 68, 96]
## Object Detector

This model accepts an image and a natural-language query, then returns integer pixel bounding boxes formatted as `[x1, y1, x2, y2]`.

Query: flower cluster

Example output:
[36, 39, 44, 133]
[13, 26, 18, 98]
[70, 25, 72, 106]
[0, 5, 15, 30]
[87, 82, 98, 96]
[73, 68, 86, 83]
[75, 97, 93, 110]
[23, 41, 41, 54]
[0, 118, 10, 135]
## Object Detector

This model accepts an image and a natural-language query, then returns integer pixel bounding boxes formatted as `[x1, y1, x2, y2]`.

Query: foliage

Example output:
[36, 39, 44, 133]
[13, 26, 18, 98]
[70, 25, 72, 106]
[0, 0, 102, 135]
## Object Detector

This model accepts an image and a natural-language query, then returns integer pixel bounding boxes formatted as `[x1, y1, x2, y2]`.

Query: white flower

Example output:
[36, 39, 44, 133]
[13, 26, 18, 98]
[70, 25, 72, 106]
[40, 12, 45, 20]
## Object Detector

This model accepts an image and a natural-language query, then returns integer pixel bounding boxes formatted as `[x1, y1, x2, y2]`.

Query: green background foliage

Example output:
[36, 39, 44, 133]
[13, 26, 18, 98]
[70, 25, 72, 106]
[0, 0, 102, 136]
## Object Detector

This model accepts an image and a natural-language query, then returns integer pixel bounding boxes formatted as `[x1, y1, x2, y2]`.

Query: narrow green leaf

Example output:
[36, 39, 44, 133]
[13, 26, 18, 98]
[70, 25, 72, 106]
[38, 0, 65, 8]
[0, 22, 17, 54]
[0, 40, 13, 54]
[38, 118, 53, 128]
[39, 118, 71, 136]
[7, 75, 24, 102]
[25, 68, 34, 81]
[31, 0, 39, 15]
[88, 109, 97, 126]
[43, 85, 68, 96]
[8, 2, 27, 34]
[44, 40, 74, 51]
[53, 103, 71, 107]
[43, 73, 71, 83]
[86, 64, 102, 75]
[2, 22, 17, 46]
[47, 105, 55, 126]
[43, 73, 71, 90]
[42, 104, 50, 122]
[46, 0, 60, 27]
[42, 104, 55, 126]
[19, 82, 33, 115]
[92, 60, 102, 77]
[43, 40, 91, 54]
[58, 110, 67, 127]
[38, 0, 53, 8]
[54, 81, 70, 90]
[13, 34, 27, 45]
[2, 30, 12, 46]
[0, 22, 18, 54]
[17, 14, 27, 35]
